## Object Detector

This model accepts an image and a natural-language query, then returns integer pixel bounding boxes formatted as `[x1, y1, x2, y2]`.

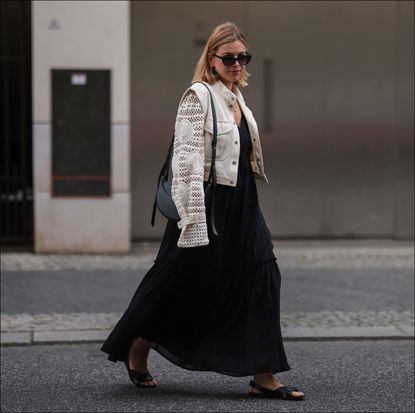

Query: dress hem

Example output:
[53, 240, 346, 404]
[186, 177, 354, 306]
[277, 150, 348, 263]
[149, 342, 292, 377]
[103, 340, 291, 378]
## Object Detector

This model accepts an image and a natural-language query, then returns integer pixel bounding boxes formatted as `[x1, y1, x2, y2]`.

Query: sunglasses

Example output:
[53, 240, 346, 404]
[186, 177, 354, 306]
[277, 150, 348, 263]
[213, 53, 252, 67]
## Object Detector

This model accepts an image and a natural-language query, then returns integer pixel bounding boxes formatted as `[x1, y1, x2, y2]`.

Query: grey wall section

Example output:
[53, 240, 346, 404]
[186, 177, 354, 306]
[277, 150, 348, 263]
[131, 0, 414, 241]
[395, 0, 414, 239]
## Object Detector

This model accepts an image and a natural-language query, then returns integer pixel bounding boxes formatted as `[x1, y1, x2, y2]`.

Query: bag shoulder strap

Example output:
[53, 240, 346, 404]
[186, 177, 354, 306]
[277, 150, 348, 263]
[192, 82, 217, 185]
[192, 82, 218, 236]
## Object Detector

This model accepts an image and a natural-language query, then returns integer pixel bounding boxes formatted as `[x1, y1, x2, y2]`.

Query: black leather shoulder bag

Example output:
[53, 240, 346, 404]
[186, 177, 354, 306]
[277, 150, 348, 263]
[151, 81, 218, 236]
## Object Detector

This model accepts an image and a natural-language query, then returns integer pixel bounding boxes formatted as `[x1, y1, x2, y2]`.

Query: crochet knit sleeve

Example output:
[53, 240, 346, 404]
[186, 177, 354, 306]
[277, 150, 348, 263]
[171, 90, 209, 248]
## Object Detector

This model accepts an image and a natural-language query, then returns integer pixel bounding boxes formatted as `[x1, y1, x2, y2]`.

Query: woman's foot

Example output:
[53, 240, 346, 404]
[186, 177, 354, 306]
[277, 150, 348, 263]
[251, 372, 304, 399]
[127, 337, 157, 387]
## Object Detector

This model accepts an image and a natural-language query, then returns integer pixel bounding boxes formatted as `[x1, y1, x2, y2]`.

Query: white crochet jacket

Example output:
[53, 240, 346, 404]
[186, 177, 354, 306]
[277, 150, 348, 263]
[171, 90, 209, 248]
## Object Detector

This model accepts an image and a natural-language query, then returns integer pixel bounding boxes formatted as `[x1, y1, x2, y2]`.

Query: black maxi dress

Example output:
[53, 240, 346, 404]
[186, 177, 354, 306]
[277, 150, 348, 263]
[101, 113, 291, 377]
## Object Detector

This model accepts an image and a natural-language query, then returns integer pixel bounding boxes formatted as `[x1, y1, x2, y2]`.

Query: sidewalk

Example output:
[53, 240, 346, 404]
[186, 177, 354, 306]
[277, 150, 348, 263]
[1, 239, 414, 346]
[2, 239, 414, 271]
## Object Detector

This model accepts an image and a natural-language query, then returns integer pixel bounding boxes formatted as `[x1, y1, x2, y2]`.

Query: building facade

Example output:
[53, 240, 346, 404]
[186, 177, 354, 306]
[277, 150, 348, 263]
[1, 0, 414, 252]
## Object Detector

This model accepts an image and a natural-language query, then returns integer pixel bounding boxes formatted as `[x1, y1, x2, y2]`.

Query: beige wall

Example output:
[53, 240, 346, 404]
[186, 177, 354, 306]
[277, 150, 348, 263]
[32, 0, 131, 252]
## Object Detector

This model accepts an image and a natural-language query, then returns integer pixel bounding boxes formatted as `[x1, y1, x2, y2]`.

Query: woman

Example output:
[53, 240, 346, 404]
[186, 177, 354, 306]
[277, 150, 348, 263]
[101, 21, 305, 401]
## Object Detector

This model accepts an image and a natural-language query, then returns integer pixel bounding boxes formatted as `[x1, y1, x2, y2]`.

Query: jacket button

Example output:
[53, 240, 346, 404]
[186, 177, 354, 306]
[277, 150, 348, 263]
[253, 138, 257, 141]
[232, 161, 237, 165]
[234, 141, 238, 145]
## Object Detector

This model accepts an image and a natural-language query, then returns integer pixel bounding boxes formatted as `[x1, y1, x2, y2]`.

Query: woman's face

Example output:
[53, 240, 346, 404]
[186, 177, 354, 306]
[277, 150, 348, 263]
[209, 40, 248, 88]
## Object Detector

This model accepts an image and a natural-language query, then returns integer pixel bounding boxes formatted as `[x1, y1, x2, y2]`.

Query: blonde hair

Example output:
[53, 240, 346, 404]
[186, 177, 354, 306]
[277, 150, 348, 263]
[192, 22, 250, 88]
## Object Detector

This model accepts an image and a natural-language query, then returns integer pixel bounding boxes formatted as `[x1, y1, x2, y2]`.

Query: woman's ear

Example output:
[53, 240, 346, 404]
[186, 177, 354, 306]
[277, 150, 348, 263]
[208, 55, 214, 68]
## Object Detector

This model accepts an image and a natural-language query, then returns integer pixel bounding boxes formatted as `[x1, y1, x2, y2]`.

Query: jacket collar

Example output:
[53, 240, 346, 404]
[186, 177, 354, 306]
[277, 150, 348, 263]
[210, 80, 245, 107]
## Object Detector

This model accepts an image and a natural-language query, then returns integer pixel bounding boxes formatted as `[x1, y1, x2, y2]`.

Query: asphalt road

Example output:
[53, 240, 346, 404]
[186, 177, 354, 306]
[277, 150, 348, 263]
[1, 340, 414, 412]
[2, 243, 414, 412]
[2, 267, 414, 315]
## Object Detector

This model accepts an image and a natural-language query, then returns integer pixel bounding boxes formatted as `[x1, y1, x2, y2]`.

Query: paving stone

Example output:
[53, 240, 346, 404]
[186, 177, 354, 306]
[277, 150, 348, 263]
[1, 242, 413, 271]
[1, 312, 119, 333]
[33, 330, 108, 343]
[310, 326, 407, 339]
[282, 327, 317, 338]
[1, 332, 31, 345]
[395, 324, 415, 337]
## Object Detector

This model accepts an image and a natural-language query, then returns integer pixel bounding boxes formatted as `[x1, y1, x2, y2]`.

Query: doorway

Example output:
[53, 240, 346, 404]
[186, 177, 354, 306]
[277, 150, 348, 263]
[0, 0, 33, 249]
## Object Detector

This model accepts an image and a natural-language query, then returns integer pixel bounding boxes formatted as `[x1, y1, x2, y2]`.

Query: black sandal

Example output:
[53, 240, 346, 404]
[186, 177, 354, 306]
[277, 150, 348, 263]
[249, 380, 305, 400]
[124, 360, 157, 388]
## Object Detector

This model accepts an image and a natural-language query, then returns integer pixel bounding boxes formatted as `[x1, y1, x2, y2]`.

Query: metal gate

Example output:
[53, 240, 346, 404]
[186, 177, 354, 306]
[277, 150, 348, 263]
[1, 0, 33, 249]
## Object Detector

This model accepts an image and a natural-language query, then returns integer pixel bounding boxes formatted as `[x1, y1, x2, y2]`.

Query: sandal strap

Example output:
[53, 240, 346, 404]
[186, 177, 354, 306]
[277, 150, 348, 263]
[125, 360, 154, 382]
[249, 380, 275, 394]
[249, 381, 299, 395]
[131, 370, 153, 382]
[275, 385, 299, 394]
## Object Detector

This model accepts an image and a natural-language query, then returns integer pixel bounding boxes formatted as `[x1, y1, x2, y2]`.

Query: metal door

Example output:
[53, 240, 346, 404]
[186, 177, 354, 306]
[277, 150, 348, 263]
[1, 0, 33, 249]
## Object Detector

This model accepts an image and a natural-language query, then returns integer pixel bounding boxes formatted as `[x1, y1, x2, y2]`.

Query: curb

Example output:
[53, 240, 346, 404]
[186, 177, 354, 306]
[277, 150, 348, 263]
[1, 326, 414, 346]
[2, 310, 413, 346]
